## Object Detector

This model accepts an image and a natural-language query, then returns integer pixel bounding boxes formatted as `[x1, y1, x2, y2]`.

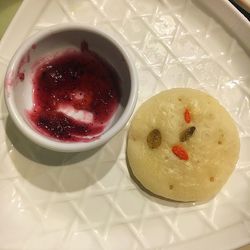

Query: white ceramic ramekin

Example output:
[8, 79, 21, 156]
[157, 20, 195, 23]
[4, 24, 138, 152]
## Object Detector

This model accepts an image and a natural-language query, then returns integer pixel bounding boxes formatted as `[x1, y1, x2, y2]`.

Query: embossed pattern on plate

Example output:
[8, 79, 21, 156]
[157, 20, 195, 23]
[0, 0, 250, 249]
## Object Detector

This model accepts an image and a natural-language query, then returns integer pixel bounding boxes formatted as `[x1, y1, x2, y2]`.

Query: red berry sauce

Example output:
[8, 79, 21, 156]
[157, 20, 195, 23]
[28, 43, 120, 142]
[18, 72, 25, 81]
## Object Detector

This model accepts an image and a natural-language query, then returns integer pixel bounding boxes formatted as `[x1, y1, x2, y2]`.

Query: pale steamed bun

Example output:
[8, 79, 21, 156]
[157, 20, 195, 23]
[127, 88, 240, 202]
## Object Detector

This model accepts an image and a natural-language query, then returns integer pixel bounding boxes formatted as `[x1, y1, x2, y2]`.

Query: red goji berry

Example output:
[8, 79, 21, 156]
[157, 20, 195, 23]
[184, 108, 191, 123]
[172, 145, 189, 160]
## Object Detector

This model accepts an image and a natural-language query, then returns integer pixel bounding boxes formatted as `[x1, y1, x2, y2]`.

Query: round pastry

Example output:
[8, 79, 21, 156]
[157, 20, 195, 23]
[127, 88, 240, 202]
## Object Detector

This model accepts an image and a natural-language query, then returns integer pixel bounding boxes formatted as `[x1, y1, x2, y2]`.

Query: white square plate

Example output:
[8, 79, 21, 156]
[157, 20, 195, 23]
[0, 0, 249, 249]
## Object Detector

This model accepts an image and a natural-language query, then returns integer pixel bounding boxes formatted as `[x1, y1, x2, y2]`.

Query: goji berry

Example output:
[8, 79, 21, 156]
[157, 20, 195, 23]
[172, 145, 189, 160]
[184, 108, 191, 123]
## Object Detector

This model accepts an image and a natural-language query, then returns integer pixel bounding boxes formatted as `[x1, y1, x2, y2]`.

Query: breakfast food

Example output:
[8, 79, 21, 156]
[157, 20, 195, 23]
[127, 88, 240, 202]
[28, 42, 120, 142]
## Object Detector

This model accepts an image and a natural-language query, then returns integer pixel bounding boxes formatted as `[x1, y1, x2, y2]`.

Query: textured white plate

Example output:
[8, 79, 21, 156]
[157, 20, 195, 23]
[0, 0, 250, 249]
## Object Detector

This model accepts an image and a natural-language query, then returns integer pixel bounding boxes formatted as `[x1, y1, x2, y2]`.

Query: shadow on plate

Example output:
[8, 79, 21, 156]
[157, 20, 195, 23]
[5, 116, 101, 166]
[4, 116, 124, 193]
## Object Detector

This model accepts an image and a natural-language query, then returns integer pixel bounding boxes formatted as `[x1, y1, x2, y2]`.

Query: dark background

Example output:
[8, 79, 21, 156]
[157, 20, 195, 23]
[229, 0, 250, 20]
